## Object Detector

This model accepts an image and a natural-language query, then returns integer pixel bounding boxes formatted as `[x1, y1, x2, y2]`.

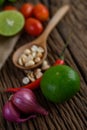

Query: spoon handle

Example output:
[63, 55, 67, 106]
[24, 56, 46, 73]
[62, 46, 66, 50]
[36, 5, 70, 43]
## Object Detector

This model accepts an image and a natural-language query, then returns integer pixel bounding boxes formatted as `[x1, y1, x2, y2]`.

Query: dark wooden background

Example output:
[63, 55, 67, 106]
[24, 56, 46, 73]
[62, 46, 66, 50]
[0, 0, 87, 130]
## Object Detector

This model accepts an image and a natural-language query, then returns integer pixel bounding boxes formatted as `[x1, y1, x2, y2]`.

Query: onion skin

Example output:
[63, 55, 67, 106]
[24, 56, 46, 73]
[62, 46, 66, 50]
[2, 88, 48, 123]
[2, 101, 36, 123]
[11, 88, 48, 115]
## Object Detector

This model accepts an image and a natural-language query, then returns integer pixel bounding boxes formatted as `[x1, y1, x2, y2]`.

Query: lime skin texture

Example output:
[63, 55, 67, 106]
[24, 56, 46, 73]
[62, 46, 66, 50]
[41, 65, 80, 103]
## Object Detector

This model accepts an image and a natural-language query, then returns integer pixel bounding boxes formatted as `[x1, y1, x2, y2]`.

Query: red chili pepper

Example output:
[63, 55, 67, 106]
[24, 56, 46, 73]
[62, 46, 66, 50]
[4, 59, 64, 93]
[5, 78, 41, 93]
[54, 59, 64, 66]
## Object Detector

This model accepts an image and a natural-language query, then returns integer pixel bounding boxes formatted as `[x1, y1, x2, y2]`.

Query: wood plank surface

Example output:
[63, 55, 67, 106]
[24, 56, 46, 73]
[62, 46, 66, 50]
[0, 0, 87, 130]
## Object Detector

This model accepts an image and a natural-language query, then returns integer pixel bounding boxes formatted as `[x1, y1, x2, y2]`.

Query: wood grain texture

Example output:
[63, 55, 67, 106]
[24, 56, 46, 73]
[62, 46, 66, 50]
[0, 0, 87, 130]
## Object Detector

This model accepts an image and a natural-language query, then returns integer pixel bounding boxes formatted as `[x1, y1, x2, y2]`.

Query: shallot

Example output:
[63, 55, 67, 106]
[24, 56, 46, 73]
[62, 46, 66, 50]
[2, 101, 35, 123]
[11, 88, 48, 115]
[2, 88, 48, 123]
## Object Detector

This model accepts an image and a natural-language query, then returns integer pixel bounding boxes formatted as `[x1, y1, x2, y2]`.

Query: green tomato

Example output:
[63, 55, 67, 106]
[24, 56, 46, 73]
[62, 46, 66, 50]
[40, 65, 80, 103]
[0, 0, 5, 6]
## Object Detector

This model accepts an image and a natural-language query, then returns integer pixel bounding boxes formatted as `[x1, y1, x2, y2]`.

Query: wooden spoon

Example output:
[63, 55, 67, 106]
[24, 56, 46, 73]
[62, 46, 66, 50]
[12, 5, 70, 70]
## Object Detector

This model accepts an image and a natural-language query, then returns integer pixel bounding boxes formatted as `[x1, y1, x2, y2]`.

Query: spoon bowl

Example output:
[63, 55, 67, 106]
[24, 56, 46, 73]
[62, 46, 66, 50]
[13, 40, 47, 70]
[12, 5, 70, 70]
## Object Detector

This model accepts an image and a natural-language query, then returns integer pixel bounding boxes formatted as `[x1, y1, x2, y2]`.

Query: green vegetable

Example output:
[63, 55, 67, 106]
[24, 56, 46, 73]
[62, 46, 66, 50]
[40, 65, 80, 103]
[0, 11, 25, 36]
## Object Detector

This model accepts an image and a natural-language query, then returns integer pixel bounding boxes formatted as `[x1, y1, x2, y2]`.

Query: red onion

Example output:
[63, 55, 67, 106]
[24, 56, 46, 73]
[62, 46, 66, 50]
[11, 88, 48, 115]
[2, 101, 36, 123]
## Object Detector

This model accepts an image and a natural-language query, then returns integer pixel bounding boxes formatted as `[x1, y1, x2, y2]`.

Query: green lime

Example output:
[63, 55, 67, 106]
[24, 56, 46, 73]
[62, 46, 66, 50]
[40, 65, 80, 103]
[0, 11, 25, 36]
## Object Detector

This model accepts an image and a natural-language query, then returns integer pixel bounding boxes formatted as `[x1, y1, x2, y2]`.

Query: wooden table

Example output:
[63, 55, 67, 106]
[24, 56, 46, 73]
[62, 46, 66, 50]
[0, 0, 87, 130]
